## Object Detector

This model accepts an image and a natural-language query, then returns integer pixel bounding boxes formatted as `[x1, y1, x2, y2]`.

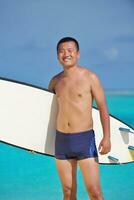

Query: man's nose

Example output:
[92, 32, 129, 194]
[64, 50, 70, 56]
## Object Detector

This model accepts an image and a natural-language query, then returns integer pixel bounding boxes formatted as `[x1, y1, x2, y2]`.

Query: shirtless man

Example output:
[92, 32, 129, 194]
[49, 37, 111, 200]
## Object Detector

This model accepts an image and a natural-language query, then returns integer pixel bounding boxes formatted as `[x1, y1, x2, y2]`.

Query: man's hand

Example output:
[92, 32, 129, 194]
[98, 137, 111, 155]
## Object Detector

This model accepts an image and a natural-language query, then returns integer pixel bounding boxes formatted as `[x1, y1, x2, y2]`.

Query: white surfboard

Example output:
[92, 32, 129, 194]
[0, 78, 134, 164]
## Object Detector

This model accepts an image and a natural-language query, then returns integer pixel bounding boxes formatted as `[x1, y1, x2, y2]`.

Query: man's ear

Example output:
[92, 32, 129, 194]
[77, 51, 80, 59]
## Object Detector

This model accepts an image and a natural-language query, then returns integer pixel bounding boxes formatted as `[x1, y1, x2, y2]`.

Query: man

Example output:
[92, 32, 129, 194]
[49, 37, 111, 200]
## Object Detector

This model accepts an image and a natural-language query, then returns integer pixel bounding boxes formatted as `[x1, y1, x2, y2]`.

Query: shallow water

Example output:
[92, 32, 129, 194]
[0, 95, 134, 200]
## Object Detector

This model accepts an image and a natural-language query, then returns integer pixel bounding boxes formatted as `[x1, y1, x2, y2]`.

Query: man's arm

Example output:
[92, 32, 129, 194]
[48, 77, 56, 93]
[90, 73, 111, 155]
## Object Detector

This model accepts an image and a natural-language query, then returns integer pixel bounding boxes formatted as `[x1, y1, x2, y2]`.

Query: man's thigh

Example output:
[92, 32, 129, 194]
[78, 157, 101, 189]
[56, 159, 77, 187]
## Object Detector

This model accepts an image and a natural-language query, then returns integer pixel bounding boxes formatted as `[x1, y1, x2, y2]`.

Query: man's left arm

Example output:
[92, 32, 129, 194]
[91, 73, 111, 155]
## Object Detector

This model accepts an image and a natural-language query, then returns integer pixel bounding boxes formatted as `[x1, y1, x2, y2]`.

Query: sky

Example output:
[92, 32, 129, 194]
[0, 0, 134, 90]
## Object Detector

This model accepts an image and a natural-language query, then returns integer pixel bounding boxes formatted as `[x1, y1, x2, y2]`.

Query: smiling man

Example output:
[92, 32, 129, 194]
[49, 37, 111, 200]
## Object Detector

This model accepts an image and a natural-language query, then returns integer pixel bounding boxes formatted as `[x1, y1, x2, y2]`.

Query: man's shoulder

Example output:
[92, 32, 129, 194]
[49, 71, 63, 91]
[51, 71, 63, 82]
[80, 66, 98, 79]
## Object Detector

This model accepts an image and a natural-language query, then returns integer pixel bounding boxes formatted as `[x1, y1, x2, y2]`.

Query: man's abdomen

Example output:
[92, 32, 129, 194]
[56, 109, 93, 133]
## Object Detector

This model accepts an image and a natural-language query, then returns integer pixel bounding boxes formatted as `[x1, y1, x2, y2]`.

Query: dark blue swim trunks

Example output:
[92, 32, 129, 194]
[55, 129, 98, 160]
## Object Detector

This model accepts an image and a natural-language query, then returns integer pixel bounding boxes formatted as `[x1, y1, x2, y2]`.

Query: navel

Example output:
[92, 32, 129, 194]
[78, 93, 82, 97]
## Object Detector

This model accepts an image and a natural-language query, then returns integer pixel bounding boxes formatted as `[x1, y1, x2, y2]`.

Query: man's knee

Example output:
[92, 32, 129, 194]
[87, 186, 103, 200]
[63, 184, 72, 197]
[62, 184, 77, 199]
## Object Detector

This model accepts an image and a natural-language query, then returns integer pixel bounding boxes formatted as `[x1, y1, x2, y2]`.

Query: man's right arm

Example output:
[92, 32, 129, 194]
[48, 77, 56, 93]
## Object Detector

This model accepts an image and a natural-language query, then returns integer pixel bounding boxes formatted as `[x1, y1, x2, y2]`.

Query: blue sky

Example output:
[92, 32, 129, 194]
[0, 0, 134, 90]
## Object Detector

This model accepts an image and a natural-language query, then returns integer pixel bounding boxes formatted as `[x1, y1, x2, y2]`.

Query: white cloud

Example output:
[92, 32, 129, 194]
[104, 48, 119, 60]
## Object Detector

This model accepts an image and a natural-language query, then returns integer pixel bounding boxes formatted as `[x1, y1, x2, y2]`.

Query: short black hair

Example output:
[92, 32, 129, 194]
[57, 37, 79, 53]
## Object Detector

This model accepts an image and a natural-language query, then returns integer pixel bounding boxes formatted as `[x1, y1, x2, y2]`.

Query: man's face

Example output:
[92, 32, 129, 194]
[57, 41, 80, 68]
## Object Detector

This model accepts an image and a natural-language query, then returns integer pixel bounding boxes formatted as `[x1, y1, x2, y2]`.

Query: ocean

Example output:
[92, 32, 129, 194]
[0, 94, 134, 200]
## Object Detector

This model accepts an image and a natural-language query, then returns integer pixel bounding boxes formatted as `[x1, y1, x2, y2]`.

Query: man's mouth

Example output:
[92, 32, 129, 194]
[63, 56, 72, 62]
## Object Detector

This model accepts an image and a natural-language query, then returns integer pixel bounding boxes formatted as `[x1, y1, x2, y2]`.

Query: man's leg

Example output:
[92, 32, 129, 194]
[78, 158, 104, 200]
[56, 159, 77, 200]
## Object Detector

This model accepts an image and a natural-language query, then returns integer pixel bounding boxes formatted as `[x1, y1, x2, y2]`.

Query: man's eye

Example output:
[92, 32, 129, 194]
[59, 50, 64, 53]
[68, 50, 73, 53]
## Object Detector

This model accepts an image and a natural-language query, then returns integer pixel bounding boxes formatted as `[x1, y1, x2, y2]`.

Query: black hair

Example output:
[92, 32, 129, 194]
[57, 37, 79, 53]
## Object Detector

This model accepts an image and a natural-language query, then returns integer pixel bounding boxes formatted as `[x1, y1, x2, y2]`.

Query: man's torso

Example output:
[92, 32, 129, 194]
[54, 67, 94, 133]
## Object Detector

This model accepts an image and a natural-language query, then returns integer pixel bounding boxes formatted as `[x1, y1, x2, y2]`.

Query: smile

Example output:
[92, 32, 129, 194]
[63, 56, 72, 62]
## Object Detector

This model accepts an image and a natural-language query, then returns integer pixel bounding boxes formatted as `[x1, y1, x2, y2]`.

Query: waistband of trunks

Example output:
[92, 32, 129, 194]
[56, 129, 94, 136]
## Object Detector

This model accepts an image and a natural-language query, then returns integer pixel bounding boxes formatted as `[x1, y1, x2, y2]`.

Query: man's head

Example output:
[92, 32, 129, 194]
[57, 37, 79, 53]
[57, 37, 80, 68]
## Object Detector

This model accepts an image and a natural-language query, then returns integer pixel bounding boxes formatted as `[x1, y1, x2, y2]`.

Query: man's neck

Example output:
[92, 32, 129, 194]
[63, 64, 79, 77]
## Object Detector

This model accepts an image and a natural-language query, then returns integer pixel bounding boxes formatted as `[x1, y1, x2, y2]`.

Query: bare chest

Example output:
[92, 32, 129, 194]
[55, 77, 91, 99]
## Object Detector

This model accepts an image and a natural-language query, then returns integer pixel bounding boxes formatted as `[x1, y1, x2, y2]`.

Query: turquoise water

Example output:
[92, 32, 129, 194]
[0, 95, 134, 200]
